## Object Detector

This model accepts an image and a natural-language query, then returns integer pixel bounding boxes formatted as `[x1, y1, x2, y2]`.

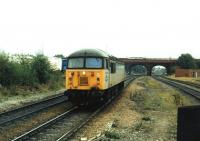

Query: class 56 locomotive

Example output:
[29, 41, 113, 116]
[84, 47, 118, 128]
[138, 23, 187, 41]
[64, 49, 125, 105]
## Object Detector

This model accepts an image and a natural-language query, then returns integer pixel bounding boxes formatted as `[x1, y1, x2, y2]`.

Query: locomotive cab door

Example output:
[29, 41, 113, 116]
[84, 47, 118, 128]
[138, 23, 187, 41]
[105, 59, 110, 89]
[109, 60, 117, 87]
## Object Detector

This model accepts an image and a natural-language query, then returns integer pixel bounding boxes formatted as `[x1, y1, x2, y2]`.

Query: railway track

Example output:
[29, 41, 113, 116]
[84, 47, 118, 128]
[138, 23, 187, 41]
[162, 76, 200, 89]
[0, 93, 68, 126]
[153, 76, 200, 100]
[10, 76, 137, 141]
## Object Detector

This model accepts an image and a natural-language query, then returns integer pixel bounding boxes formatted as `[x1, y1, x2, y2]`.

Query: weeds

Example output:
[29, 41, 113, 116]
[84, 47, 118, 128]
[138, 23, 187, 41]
[130, 90, 145, 102]
[105, 130, 120, 139]
[132, 117, 153, 133]
[167, 121, 177, 140]
[172, 92, 183, 106]
[130, 90, 163, 111]
[130, 77, 192, 141]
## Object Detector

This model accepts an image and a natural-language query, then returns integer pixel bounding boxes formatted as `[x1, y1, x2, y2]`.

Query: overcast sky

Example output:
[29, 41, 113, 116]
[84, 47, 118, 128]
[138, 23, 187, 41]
[0, 0, 200, 58]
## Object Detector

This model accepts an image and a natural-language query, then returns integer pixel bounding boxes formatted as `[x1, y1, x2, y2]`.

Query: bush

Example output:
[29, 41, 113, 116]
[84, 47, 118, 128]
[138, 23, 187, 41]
[0, 52, 16, 87]
[13, 54, 37, 86]
[48, 71, 64, 90]
[32, 54, 51, 84]
[0, 52, 63, 92]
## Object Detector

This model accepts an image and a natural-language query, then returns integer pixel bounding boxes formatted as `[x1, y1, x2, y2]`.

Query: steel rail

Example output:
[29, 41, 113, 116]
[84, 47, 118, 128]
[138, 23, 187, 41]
[153, 76, 200, 100]
[162, 76, 200, 89]
[0, 93, 67, 126]
[11, 76, 137, 141]
[11, 106, 78, 141]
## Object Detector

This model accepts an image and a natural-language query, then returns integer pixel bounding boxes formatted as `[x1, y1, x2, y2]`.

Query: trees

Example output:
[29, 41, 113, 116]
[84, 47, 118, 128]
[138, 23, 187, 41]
[13, 54, 36, 86]
[0, 52, 16, 86]
[32, 54, 51, 84]
[54, 54, 64, 58]
[0, 51, 64, 95]
[196, 60, 200, 69]
[177, 54, 196, 69]
[0, 52, 52, 87]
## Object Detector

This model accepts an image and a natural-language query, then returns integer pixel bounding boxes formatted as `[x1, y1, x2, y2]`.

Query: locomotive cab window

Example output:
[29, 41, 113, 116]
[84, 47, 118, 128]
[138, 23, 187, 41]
[85, 58, 103, 68]
[68, 58, 84, 68]
[111, 62, 116, 73]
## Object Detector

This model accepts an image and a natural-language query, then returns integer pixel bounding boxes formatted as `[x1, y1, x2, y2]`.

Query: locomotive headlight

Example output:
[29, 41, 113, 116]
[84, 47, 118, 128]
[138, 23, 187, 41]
[96, 73, 100, 78]
[82, 71, 86, 75]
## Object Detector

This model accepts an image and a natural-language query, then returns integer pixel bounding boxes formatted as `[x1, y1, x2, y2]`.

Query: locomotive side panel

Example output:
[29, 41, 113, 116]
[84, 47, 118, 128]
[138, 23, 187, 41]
[109, 62, 125, 87]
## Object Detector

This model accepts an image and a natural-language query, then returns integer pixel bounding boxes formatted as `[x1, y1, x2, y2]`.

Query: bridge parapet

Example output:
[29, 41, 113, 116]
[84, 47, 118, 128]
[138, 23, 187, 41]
[119, 58, 177, 64]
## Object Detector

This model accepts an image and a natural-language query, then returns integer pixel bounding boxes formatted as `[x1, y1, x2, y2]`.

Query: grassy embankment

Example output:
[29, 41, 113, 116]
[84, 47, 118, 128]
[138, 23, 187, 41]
[129, 77, 196, 140]
[104, 77, 197, 141]
[0, 52, 65, 112]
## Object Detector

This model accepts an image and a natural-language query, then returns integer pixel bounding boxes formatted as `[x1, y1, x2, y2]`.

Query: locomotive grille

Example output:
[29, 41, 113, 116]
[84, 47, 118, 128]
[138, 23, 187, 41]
[79, 77, 88, 86]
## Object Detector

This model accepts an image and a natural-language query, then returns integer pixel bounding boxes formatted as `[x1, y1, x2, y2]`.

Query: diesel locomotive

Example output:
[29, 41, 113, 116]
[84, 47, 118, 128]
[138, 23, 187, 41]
[64, 49, 126, 105]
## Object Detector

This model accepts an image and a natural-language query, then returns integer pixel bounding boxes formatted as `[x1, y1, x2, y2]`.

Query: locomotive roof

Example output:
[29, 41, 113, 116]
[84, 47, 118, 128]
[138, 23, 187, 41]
[68, 49, 109, 58]
[68, 49, 120, 62]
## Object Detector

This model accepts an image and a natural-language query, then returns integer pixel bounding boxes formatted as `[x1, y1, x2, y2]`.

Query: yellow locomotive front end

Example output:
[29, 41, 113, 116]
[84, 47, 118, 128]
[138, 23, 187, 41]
[66, 69, 107, 91]
[64, 49, 110, 105]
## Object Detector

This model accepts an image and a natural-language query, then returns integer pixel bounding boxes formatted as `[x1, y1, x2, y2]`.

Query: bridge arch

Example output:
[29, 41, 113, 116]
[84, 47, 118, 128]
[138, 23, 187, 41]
[129, 65, 147, 75]
[151, 65, 167, 76]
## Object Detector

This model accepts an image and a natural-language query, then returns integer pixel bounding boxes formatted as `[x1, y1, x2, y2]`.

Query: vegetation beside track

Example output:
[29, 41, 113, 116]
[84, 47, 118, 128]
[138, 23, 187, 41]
[129, 77, 196, 141]
[72, 77, 198, 141]
[0, 51, 64, 112]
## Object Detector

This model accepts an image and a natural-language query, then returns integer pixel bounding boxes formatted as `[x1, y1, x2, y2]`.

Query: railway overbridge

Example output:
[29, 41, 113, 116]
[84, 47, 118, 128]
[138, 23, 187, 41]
[119, 57, 177, 75]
